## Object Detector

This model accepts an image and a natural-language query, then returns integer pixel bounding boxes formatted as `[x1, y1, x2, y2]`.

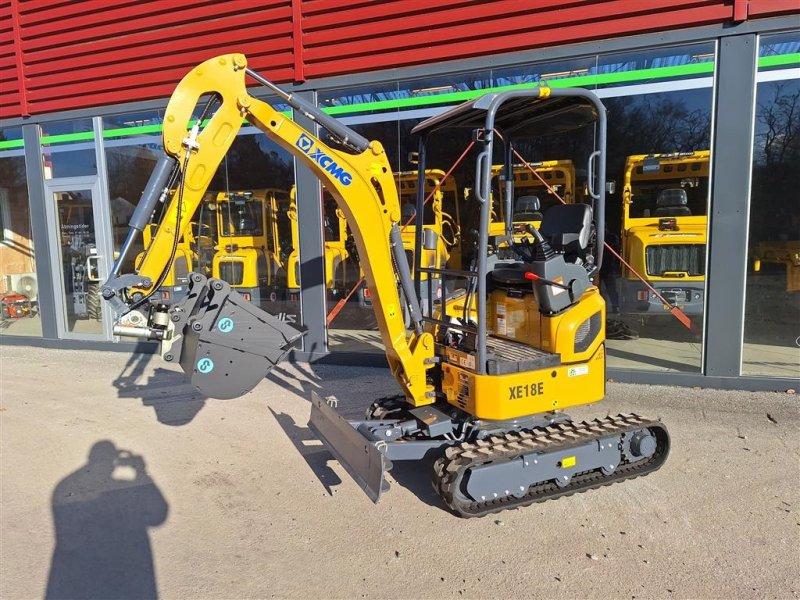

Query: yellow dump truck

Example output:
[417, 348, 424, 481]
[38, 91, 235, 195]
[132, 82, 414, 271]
[620, 151, 708, 316]
[211, 189, 295, 303]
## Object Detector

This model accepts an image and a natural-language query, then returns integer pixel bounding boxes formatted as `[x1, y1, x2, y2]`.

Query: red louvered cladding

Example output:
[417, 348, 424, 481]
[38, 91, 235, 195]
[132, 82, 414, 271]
[0, 0, 796, 120]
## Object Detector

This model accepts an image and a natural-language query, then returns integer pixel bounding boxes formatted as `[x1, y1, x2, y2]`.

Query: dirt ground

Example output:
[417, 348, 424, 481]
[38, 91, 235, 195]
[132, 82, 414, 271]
[0, 345, 798, 599]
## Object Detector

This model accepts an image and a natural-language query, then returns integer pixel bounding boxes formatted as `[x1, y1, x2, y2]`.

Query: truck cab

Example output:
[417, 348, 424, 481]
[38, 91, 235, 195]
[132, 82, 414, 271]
[211, 189, 292, 304]
[620, 151, 708, 316]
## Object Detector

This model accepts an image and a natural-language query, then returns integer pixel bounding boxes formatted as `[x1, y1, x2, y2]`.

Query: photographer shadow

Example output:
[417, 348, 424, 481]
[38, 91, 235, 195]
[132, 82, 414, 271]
[46, 441, 168, 600]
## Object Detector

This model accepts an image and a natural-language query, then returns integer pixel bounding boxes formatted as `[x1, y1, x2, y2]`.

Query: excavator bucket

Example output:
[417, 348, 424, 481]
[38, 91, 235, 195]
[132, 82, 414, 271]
[308, 392, 392, 502]
[164, 273, 305, 399]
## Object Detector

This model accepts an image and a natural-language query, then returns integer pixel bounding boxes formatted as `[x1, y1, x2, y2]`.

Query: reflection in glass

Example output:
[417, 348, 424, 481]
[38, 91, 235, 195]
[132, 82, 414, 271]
[40, 119, 97, 179]
[0, 129, 42, 337]
[743, 74, 800, 378]
[600, 87, 712, 373]
[208, 132, 300, 325]
[596, 42, 715, 90]
[54, 190, 103, 334]
[319, 44, 716, 370]
[210, 188, 298, 303]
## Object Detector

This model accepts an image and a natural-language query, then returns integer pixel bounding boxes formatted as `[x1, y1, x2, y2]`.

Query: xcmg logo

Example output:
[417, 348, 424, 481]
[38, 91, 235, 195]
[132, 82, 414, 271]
[296, 133, 353, 186]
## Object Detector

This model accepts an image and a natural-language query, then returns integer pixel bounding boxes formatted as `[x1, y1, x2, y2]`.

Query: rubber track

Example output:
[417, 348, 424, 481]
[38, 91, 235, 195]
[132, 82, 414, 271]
[433, 413, 670, 518]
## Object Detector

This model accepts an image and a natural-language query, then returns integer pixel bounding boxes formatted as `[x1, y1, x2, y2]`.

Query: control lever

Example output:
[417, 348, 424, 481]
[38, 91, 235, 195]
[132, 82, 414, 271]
[524, 270, 570, 291]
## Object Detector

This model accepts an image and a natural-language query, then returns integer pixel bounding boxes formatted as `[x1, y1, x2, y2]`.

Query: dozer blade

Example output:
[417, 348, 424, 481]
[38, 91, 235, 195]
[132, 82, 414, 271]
[308, 392, 391, 502]
[165, 273, 304, 399]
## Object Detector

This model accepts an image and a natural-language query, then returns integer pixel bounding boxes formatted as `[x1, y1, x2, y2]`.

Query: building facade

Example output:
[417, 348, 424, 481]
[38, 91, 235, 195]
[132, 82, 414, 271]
[1, 0, 798, 390]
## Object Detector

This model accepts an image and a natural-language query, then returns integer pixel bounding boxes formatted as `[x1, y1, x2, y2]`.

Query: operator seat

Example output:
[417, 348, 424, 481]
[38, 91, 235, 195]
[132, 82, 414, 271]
[539, 203, 593, 265]
[514, 195, 544, 222]
[654, 188, 691, 217]
[401, 202, 417, 223]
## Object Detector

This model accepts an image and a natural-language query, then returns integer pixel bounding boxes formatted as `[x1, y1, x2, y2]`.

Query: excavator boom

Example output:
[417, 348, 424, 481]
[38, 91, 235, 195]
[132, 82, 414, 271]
[103, 53, 434, 405]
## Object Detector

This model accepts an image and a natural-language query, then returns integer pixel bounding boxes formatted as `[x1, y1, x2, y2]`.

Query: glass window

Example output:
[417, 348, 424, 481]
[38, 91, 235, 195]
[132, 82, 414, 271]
[319, 81, 401, 120]
[40, 118, 97, 179]
[103, 111, 165, 277]
[323, 118, 401, 354]
[320, 43, 717, 364]
[743, 31, 800, 378]
[493, 56, 598, 91]
[0, 128, 42, 336]
[208, 121, 299, 323]
[598, 43, 715, 374]
[104, 102, 299, 328]
[593, 43, 715, 91]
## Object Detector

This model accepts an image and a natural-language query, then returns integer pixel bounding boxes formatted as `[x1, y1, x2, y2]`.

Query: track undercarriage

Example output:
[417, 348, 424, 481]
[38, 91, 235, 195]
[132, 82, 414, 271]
[310, 394, 670, 518]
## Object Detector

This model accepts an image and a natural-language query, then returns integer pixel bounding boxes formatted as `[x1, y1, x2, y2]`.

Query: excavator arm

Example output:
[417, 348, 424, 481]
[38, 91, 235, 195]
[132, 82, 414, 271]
[103, 54, 434, 404]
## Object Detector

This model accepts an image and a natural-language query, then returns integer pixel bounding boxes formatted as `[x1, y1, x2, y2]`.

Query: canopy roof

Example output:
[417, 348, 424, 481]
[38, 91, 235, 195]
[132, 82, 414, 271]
[411, 88, 600, 138]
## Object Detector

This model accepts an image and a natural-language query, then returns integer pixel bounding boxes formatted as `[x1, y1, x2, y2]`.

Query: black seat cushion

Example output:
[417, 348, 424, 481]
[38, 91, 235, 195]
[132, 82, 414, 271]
[539, 203, 592, 252]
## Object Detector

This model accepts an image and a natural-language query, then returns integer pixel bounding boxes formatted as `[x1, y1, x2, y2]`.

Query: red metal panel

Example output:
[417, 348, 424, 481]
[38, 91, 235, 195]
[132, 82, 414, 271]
[9, 0, 28, 116]
[1, 0, 798, 119]
[292, 0, 304, 82]
[15, 0, 80, 21]
[5, 0, 293, 117]
[304, 0, 723, 60]
[23, 14, 293, 73]
[303, 1, 733, 77]
[19, 1, 263, 50]
[24, 66, 297, 116]
[748, 0, 800, 16]
[734, 0, 749, 21]
[26, 41, 294, 92]
[303, 0, 487, 27]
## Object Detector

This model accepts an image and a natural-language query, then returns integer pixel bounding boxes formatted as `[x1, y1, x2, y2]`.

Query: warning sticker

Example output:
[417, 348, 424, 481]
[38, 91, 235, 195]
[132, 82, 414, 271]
[552, 277, 566, 296]
[496, 303, 507, 336]
[567, 365, 589, 377]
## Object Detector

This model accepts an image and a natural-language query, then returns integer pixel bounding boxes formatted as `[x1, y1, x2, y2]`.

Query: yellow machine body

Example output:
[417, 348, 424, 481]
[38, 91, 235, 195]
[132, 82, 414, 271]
[322, 188, 359, 294]
[440, 346, 605, 420]
[131, 53, 436, 406]
[104, 54, 671, 518]
[270, 188, 299, 293]
[620, 151, 709, 315]
[212, 190, 271, 292]
[395, 169, 459, 273]
[751, 240, 800, 292]
[136, 223, 195, 299]
[439, 285, 605, 420]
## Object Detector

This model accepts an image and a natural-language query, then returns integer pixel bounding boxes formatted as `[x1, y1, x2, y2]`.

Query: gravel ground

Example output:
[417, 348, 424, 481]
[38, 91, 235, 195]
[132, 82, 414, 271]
[0, 345, 798, 599]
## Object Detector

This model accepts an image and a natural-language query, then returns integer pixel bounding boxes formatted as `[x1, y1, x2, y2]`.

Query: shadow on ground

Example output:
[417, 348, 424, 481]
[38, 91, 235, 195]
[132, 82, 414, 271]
[46, 441, 168, 599]
[266, 364, 447, 512]
[113, 349, 208, 426]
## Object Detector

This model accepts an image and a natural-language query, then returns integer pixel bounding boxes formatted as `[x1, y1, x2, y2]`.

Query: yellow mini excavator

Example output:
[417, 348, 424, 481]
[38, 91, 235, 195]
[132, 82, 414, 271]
[102, 54, 669, 517]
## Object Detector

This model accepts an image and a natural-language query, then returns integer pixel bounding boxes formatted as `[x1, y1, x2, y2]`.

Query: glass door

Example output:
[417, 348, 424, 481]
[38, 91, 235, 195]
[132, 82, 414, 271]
[44, 179, 113, 339]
